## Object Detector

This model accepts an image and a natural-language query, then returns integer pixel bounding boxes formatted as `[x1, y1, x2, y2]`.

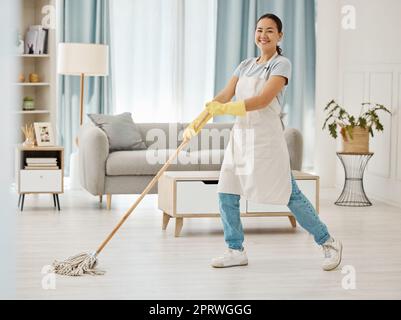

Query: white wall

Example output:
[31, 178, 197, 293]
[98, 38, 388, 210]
[0, 0, 17, 299]
[315, 0, 401, 207]
[314, 0, 341, 188]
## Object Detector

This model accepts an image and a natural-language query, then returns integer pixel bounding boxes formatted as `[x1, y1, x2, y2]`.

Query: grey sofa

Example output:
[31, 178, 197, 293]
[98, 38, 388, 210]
[79, 122, 303, 209]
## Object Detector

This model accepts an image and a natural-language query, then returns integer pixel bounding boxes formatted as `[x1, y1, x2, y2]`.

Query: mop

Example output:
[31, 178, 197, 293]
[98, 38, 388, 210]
[52, 109, 213, 276]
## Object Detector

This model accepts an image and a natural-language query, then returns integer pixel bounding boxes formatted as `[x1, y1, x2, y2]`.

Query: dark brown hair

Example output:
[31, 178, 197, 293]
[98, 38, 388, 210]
[257, 13, 283, 55]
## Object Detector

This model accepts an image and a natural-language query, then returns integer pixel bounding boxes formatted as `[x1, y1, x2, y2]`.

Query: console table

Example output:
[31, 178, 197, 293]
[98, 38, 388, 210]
[158, 170, 319, 237]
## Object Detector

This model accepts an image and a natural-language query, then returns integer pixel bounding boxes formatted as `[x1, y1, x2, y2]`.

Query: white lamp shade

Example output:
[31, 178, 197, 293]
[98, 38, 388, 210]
[57, 43, 109, 76]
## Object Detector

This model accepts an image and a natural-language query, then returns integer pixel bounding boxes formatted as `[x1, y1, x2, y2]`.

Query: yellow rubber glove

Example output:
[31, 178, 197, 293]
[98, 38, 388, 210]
[183, 109, 213, 141]
[206, 100, 246, 116]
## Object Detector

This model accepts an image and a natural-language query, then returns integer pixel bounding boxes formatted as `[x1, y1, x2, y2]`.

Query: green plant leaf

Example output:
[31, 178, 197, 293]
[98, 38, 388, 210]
[328, 123, 337, 139]
[345, 126, 353, 140]
[358, 117, 367, 128]
[324, 100, 336, 111]
[349, 115, 355, 126]
[376, 122, 383, 131]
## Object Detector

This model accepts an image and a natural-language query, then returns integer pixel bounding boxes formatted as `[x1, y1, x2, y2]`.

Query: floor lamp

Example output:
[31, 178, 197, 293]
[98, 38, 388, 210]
[57, 43, 109, 189]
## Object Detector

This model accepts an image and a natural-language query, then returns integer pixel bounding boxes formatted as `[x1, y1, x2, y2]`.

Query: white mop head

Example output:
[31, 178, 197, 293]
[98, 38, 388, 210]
[52, 252, 105, 276]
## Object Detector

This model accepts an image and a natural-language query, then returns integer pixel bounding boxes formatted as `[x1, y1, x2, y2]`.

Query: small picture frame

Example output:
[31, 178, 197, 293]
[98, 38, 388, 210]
[34, 122, 55, 146]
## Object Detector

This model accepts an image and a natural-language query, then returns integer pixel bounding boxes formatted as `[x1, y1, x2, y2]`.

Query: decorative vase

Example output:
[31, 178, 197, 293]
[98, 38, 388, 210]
[29, 73, 39, 83]
[23, 136, 35, 147]
[23, 100, 35, 111]
[341, 126, 369, 153]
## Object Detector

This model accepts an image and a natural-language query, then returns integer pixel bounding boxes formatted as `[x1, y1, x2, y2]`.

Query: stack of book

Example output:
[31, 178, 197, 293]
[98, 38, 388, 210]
[24, 25, 49, 55]
[25, 158, 58, 170]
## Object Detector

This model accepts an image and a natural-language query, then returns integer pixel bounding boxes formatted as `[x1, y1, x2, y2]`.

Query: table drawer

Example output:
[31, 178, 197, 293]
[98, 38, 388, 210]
[20, 170, 62, 193]
[176, 180, 246, 214]
[247, 179, 317, 213]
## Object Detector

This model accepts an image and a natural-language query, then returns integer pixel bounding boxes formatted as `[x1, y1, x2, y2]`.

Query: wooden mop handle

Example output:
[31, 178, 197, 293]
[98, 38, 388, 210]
[95, 139, 189, 255]
[95, 111, 211, 255]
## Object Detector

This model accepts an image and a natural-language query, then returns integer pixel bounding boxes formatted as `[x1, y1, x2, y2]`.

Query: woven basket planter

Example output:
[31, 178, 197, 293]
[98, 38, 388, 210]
[341, 126, 369, 153]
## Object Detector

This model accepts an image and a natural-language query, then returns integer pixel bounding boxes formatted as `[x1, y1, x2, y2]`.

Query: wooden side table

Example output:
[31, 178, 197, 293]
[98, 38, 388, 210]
[158, 170, 319, 237]
[335, 152, 374, 207]
[15, 145, 64, 211]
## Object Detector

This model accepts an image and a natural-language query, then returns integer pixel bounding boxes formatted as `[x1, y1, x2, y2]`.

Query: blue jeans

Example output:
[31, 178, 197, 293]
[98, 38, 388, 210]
[218, 173, 330, 250]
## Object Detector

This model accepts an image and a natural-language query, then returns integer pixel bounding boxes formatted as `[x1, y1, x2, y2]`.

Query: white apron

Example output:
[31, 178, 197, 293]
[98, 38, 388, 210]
[217, 55, 292, 205]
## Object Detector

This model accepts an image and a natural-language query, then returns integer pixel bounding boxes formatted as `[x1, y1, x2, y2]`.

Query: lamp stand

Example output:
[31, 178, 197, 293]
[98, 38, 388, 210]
[71, 73, 85, 190]
[79, 73, 85, 126]
[75, 73, 85, 147]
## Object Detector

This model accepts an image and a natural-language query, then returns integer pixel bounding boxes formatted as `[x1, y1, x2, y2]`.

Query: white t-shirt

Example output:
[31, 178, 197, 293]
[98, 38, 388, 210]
[233, 55, 292, 107]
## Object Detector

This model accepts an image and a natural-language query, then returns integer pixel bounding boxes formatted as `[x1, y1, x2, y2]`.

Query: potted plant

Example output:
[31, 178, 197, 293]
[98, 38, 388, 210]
[22, 96, 35, 111]
[322, 100, 392, 153]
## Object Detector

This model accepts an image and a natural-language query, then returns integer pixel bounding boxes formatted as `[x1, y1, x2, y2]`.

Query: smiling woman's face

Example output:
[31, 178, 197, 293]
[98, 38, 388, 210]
[255, 18, 282, 53]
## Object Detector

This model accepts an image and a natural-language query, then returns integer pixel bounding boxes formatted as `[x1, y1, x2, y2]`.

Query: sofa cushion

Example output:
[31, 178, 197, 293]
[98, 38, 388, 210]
[106, 149, 200, 176]
[87, 112, 147, 152]
[136, 123, 183, 149]
[189, 149, 225, 171]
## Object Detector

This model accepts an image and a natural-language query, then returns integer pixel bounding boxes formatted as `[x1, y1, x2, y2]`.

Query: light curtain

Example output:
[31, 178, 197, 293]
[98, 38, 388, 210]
[58, 0, 113, 174]
[110, 0, 217, 123]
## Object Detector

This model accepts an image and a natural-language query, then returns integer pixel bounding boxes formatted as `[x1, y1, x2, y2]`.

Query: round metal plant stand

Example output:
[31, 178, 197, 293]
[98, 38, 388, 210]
[335, 152, 374, 207]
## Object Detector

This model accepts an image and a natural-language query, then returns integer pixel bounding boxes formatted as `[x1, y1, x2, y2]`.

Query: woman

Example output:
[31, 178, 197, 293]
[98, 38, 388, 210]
[186, 13, 342, 271]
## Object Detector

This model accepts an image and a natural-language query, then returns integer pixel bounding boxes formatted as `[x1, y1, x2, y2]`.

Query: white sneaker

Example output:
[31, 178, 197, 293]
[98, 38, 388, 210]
[322, 238, 343, 271]
[211, 249, 248, 268]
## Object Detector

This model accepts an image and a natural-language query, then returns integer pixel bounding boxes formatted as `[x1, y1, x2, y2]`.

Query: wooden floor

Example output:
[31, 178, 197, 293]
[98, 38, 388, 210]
[15, 187, 401, 300]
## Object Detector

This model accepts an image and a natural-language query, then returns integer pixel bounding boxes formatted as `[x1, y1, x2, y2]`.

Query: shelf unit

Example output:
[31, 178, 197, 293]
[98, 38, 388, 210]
[16, 0, 57, 143]
[16, 110, 51, 114]
[15, 82, 51, 86]
[17, 54, 50, 58]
